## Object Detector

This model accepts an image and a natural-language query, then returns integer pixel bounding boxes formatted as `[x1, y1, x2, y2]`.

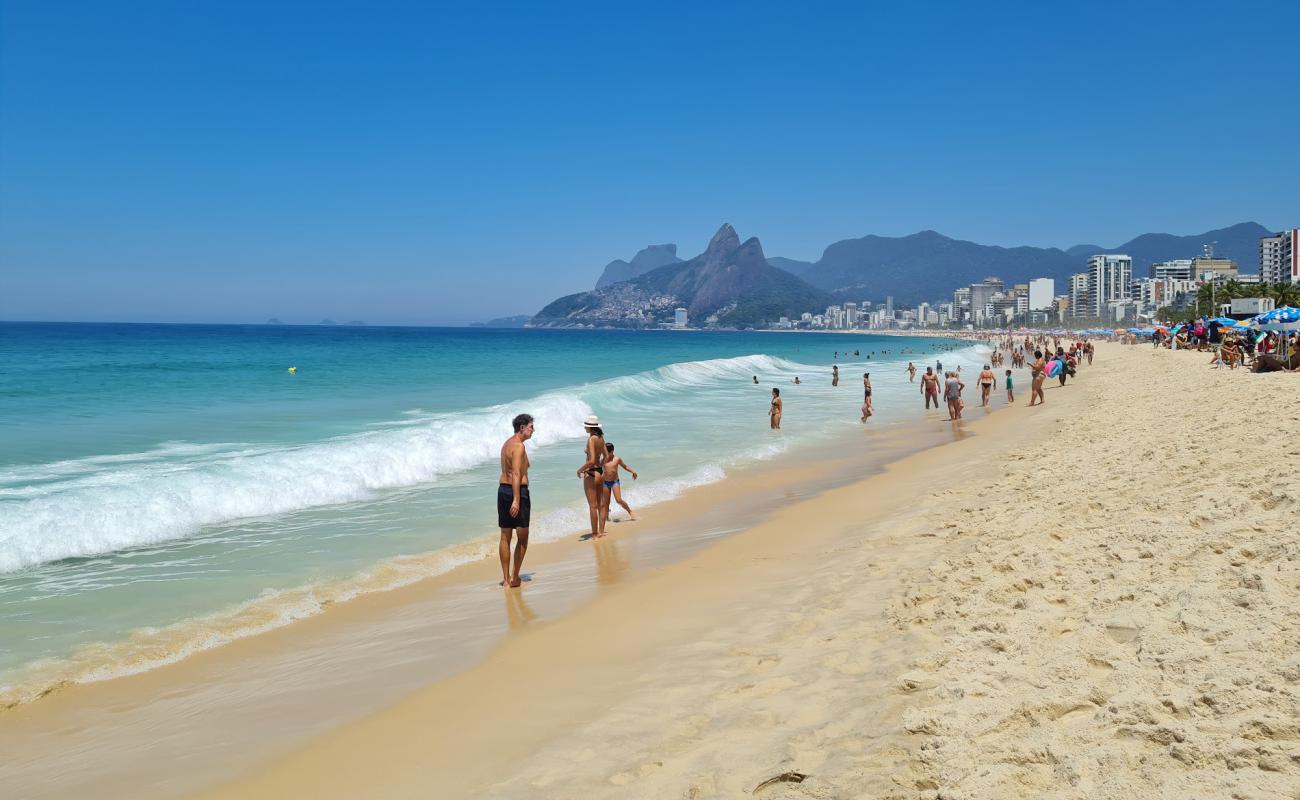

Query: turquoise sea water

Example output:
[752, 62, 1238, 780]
[0, 322, 989, 699]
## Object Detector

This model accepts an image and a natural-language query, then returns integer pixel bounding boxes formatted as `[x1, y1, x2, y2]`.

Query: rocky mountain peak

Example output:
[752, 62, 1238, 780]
[706, 223, 741, 256]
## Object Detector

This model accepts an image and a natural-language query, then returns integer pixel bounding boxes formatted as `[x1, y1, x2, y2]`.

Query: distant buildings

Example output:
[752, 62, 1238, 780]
[1069, 272, 1090, 319]
[1028, 278, 1054, 311]
[1087, 254, 1132, 318]
[673, 307, 688, 328]
[1189, 255, 1238, 282]
[1261, 228, 1299, 284]
[1151, 259, 1193, 282]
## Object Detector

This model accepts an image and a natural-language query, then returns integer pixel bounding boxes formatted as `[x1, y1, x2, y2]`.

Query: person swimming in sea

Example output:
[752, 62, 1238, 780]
[601, 442, 638, 522]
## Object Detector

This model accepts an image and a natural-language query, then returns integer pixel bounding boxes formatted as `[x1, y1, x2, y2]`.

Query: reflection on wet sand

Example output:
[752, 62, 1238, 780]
[592, 538, 629, 586]
[504, 587, 537, 630]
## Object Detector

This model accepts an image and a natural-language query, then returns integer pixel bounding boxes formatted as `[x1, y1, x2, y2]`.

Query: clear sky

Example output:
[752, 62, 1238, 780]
[3, 0, 1298, 325]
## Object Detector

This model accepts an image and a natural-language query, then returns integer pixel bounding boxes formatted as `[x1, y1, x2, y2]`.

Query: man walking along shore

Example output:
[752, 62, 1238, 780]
[498, 413, 534, 588]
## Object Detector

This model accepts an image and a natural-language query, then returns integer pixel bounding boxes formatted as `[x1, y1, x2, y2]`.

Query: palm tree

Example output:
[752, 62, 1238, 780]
[1271, 282, 1300, 308]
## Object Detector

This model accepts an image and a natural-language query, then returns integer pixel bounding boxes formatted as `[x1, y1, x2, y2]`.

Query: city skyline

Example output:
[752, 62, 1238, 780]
[3, 1, 1299, 325]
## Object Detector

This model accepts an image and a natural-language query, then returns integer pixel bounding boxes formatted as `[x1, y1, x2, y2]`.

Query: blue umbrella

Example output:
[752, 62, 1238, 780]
[1253, 306, 1299, 324]
[1207, 317, 1238, 327]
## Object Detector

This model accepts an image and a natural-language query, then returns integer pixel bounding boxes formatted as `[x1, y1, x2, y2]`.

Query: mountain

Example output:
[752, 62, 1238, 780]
[766, 256, 814, 277]
[783, 222, 1272, 304]
[1066, 222, 1269, 275]
[533, 224, 833, 328]
[594, 244, 682, 289]
[793, 230, 1079, 304]
[470, 314, 531, 328]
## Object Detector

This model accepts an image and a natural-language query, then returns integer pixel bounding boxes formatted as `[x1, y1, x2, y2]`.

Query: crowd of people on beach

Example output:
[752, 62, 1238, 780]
[492, 305, 1299, 589]
[1145, 315, 1300, 373]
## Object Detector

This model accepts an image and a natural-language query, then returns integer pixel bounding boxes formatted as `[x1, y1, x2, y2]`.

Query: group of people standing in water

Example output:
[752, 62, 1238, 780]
[766, 336, 1097, 428]
[495, 337, 1094, 588]
[495, 413, 641, 589]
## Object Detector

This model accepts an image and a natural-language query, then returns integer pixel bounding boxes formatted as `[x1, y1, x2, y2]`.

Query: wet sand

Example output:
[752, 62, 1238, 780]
[194, 343, 1298, 799]
[0, 390, 986, 800]
[16, 342, 1292, 799]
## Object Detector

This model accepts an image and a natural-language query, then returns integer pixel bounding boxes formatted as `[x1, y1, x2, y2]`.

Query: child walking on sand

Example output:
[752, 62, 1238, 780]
[1005, 369, 1014, 403]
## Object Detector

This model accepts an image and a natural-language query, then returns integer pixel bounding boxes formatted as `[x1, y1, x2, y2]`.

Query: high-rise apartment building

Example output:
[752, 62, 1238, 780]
[968, 277, 1004, 325]
[1069, 272, 1090, 318]
[1151, 259, 1193, 282]
[1260, 233, 1285, 283]
[1087, 255, 1132, 317]
[1028, 278, 1055, 311]
[1274, 229, 1300, 284]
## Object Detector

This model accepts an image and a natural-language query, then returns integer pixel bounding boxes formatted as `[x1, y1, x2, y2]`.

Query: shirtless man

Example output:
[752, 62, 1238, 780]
[907, 361, 916, 382]
[921, 366, 940, 409]
[601, 442, 638, 522]
[1029, 350, 1046, 406]
[498, 413, 534, 588]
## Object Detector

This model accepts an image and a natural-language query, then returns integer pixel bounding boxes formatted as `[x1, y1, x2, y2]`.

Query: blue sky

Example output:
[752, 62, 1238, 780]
[2, 0, 1298, 325]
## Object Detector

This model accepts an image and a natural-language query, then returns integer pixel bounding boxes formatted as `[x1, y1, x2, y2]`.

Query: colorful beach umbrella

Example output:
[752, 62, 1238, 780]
[1252, 306, 1299, 325]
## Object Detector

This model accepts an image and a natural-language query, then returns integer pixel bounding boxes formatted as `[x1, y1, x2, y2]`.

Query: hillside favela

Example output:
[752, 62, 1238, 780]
[2, 3, 1298, 800]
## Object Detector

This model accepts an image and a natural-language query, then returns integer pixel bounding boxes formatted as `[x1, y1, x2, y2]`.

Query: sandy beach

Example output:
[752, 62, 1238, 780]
[6, 341, 1296, 799]
[188, 341, 1295, 799]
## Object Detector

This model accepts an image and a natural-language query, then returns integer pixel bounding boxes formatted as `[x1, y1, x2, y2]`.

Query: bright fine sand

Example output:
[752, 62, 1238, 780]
[177, 345, 1300, 797]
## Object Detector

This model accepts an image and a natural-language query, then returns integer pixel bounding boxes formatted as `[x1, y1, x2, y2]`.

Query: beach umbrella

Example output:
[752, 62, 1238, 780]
[1207, 317, 1238, 327]
[1252, 306, 1299, 325]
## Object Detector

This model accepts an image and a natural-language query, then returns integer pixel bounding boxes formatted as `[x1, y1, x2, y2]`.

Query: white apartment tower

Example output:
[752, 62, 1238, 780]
[1088, 254, 1132, 317]
[1028, 278, 1055, 311]
[1266, 229, 1300, 284]
[1151, 259, 1193, 282]
[1259, 233, 1284, 283]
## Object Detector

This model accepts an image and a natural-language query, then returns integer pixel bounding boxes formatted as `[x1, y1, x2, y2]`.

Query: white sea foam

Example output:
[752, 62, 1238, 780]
[527, 463, 728, 543]
[0, 393, 593, 573]
[0, 352, 822, 573]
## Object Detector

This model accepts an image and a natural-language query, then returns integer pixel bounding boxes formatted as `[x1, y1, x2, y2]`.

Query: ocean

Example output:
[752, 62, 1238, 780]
[0, 322, 990, 702]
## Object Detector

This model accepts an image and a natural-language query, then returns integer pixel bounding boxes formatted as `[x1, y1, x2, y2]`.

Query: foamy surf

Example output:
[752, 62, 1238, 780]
[1, 326, 978, 709]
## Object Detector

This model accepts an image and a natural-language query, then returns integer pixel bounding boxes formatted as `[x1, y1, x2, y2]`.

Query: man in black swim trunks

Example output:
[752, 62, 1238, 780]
[498, 413, 533, 588]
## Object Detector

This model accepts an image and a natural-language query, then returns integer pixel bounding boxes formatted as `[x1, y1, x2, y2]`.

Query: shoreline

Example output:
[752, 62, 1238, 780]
[193, 340, 1062, 799]
[0, 365, 1009, 800]
[191, 342, 1299, 799]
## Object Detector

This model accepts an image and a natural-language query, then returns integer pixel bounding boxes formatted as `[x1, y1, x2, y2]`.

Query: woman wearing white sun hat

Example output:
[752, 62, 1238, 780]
[576, 414, 608, 539]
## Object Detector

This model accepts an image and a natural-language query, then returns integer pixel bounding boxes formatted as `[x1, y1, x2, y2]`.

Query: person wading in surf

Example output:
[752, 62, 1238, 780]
[498, 413, 533, 588]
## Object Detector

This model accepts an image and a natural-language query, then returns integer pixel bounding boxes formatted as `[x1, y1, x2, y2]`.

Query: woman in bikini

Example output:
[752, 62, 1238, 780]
[576, 415, 607, 539]
[978, 364, 995, 407]
[601, 442, 638, 522]
[769, 387, 782, 429]
[861, 372, 873, 421]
